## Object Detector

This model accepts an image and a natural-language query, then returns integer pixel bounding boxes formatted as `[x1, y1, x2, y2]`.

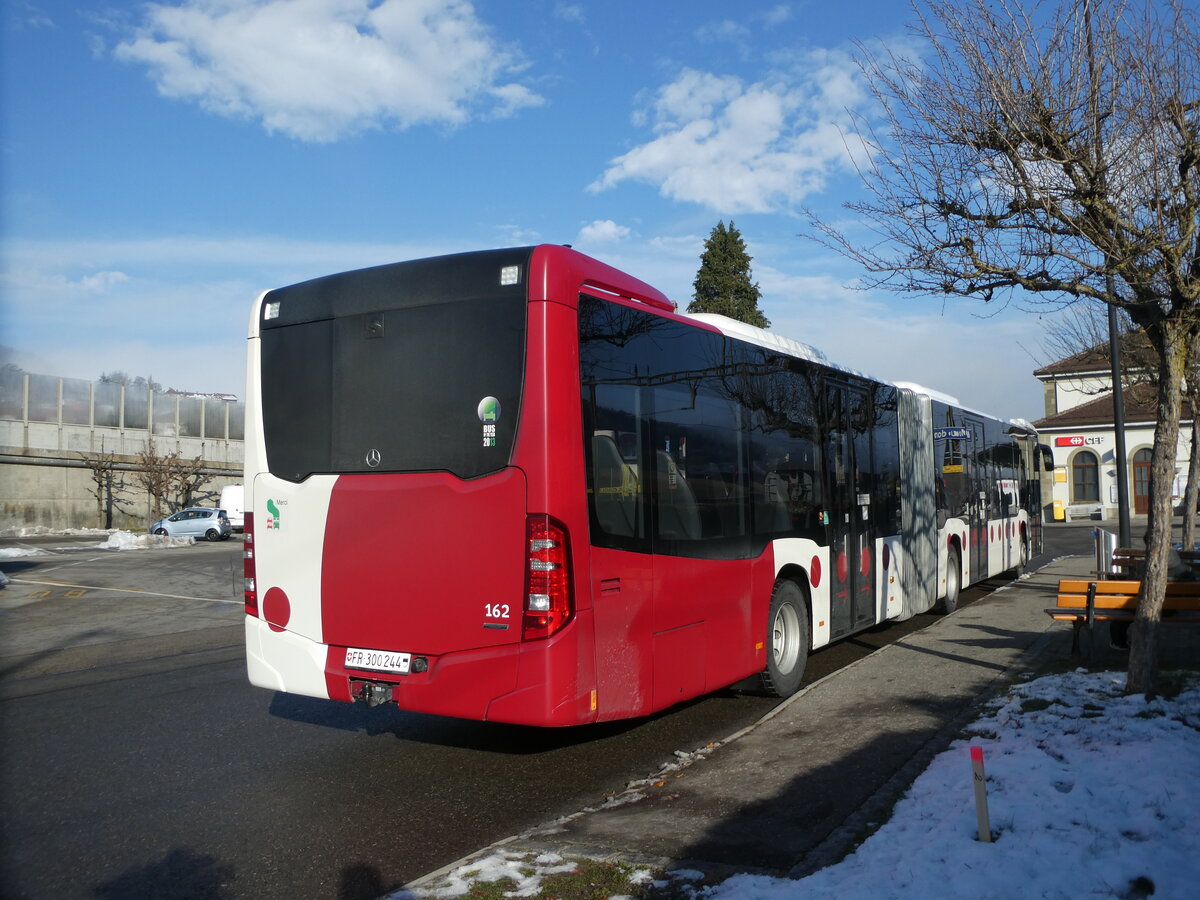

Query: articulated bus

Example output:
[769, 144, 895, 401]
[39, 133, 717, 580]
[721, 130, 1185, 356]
[243, 245, 1048, 726]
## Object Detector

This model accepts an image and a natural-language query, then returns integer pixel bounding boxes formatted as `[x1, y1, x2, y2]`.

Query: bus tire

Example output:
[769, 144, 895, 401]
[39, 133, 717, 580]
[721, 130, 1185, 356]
[760, 579, 810, 698]
[941, 545, 962, 614]
[1016, 534, 1028, 576]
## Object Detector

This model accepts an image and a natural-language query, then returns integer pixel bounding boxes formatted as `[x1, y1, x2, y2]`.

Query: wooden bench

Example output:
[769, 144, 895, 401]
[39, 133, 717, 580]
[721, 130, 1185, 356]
[1047, 579, 1200, 660]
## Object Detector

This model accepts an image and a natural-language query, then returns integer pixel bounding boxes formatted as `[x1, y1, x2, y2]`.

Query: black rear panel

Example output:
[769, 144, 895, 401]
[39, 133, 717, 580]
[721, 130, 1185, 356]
[259, 248, 531, 482]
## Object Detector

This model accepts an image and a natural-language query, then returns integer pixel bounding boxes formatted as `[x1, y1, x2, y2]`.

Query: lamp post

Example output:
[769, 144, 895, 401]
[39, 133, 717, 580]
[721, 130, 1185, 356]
[1109, 300, 1132, 548]
[1086, 0, 1132, 548]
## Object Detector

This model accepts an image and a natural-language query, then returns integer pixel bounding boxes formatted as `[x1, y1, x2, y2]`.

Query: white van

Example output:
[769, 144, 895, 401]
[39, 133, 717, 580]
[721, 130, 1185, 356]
[219, 484, 245, 532]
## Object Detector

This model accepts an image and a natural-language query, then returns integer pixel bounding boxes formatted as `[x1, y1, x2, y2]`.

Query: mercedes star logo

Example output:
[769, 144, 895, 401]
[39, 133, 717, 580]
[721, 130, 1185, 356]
[365, 449, 382, 468]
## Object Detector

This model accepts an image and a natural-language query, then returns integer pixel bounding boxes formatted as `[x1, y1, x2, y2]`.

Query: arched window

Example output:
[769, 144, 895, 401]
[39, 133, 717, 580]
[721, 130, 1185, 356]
[1072, 450, 1100, 502]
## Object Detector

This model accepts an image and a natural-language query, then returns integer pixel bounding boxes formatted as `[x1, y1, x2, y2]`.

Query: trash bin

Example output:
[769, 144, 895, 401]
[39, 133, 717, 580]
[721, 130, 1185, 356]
[1093, 528, 1117, 579]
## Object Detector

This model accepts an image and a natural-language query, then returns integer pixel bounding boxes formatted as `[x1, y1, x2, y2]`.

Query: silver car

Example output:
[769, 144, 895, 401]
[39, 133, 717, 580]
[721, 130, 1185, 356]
[150, 508, 232, 542]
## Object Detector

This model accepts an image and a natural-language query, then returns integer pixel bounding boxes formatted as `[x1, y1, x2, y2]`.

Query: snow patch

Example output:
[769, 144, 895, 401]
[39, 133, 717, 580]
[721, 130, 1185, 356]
[97, 531, 194, 551]
[705, 671, 1200, 899]
[0, 526, 114, 538]
[0, 547, 53, 559]
[399, 850, 589, 899]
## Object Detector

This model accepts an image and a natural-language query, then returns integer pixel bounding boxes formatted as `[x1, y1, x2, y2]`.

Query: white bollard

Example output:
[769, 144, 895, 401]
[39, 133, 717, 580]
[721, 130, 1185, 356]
[971, 746, 992, 842]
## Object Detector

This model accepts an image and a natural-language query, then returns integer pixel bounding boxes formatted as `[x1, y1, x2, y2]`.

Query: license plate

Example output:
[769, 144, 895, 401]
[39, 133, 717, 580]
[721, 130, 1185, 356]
[345, 647, 411, 674]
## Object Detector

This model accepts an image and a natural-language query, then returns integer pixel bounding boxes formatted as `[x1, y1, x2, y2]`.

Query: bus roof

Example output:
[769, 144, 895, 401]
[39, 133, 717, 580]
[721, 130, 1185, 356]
[683, 313, 829, 366]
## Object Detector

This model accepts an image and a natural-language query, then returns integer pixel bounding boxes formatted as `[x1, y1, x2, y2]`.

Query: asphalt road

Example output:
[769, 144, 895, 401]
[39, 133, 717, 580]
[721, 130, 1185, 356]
[0, 524, 1097, 899]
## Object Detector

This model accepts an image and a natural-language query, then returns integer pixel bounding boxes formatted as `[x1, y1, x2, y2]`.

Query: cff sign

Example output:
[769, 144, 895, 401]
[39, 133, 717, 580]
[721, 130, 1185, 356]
[1055, 435, 1103, 447]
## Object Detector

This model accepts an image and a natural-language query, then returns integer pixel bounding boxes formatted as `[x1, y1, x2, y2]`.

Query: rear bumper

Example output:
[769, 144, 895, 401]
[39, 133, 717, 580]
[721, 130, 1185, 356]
[245, 615, 331, 699]
[245, 614, 597, 726]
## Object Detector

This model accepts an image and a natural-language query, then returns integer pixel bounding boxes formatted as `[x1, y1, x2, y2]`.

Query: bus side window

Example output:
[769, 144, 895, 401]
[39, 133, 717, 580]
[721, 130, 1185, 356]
[656, 451, 702, 540]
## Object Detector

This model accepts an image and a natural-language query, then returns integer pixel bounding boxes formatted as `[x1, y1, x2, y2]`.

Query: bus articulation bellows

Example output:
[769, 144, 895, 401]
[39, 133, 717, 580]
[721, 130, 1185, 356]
[242, 245, 1049, 726]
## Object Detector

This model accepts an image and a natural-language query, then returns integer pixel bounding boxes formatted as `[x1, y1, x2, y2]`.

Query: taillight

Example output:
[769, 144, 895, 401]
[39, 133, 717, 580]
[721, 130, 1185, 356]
[243, 512, 258, 616]
[523, 515, 572, 640]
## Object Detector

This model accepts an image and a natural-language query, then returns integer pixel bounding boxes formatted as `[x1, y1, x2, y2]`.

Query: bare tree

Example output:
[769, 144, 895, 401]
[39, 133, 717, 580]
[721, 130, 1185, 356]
[808, 0, 1200, 696]
[98, 372, 163, 392]
[1041, 304, 1149, 392]
[132, 441, 213, 521]
[133, 441, 177, 521]
[78, 448, 133, 529]
[171, 453, 212, 510]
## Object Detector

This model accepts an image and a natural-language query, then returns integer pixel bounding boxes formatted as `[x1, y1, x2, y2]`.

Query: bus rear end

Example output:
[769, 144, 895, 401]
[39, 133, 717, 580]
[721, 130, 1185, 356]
[243, 247, 585, 725]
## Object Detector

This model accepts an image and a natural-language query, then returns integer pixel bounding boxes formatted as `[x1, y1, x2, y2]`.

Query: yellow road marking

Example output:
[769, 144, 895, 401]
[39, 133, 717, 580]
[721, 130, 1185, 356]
[10, 578, 240, 605]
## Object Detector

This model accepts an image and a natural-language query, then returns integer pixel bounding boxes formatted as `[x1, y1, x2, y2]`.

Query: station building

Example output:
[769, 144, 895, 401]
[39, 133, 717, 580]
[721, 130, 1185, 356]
[1033, 335, 1195, 522]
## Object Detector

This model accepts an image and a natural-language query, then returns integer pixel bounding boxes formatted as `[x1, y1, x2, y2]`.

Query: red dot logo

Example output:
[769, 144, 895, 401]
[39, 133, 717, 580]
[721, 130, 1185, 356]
[263, 586, 291, 633]
[810, 555, 822, 588]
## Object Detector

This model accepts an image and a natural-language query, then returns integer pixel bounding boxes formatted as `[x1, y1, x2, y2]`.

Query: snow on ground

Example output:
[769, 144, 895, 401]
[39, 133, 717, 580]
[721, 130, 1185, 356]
[0, 526, 113, 539]
[0, 547, 54, 558]
[0, 530, 194, 552]
[710, 670, 1200, 900]
[398, 670, 1200, 900]
[96, 531, 194, 551]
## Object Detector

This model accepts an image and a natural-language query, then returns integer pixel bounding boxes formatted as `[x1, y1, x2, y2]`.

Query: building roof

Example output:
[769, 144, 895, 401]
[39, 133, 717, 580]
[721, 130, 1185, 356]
[1033, 381, 1194, 430]
[1033, 331, 1155, 378]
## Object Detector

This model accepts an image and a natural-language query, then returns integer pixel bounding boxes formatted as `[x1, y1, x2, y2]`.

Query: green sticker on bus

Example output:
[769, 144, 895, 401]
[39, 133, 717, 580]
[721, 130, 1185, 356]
[477, 396, 501, 422]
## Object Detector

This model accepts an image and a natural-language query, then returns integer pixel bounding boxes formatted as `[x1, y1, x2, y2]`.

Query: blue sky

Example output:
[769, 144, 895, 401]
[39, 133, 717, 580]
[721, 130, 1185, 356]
[2, 0, 1062, 421]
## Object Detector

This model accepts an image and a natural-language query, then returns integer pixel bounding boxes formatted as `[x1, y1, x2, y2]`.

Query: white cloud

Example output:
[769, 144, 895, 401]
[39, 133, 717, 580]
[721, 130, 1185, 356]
[589, 52, 872, 214]
[695, 20, 751, 46]
[761, 5, 792, 27]
[78, 271, 130, 292]
[113, 0, 543, 142]
[13, 1, 56, 29]
[575, 219, 631, 246]
[552, 3, 585, 25]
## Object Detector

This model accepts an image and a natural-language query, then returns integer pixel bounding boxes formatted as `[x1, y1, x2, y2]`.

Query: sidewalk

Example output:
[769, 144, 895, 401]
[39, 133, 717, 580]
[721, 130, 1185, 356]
[404, 555, 1200, 890]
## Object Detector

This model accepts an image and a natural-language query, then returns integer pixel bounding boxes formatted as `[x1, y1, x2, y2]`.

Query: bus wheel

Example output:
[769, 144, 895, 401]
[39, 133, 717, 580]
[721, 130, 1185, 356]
[760, 579, 809, 698]
[1016, 535, 1028, 575]
[941, 546, 962, 614]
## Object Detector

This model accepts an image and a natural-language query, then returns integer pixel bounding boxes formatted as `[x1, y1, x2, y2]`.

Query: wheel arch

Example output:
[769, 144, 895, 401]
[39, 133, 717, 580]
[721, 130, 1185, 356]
[773, 564, 814, 629]
[760, 574, 812, 698]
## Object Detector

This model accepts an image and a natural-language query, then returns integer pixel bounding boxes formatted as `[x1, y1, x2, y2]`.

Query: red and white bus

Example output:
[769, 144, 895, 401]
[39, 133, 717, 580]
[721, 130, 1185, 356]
[243, 245, 1048, 726]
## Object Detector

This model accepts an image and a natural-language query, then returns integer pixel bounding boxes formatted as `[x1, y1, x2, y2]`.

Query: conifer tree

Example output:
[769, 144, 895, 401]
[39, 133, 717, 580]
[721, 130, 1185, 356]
[689, 221, 769, 328]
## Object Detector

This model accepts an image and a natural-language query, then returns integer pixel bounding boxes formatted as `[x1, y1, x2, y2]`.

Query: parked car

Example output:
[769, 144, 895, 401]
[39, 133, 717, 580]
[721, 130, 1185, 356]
[150, 508, 232, 541]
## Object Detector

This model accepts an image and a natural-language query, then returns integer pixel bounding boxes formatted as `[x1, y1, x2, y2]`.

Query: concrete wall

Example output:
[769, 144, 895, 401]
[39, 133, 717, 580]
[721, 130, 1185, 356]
[1, 449, 242, 532]
[1, 373, 244, 533]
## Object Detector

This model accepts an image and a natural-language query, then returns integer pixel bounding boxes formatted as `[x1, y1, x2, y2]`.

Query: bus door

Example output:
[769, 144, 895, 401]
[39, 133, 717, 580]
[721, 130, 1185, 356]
[826, 384, 876, 637]
[965, 416, 988, 582]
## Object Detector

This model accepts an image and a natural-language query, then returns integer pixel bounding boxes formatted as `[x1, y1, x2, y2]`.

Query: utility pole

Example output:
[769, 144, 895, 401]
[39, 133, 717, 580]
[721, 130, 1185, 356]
[1086, 0, 1131, 547]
